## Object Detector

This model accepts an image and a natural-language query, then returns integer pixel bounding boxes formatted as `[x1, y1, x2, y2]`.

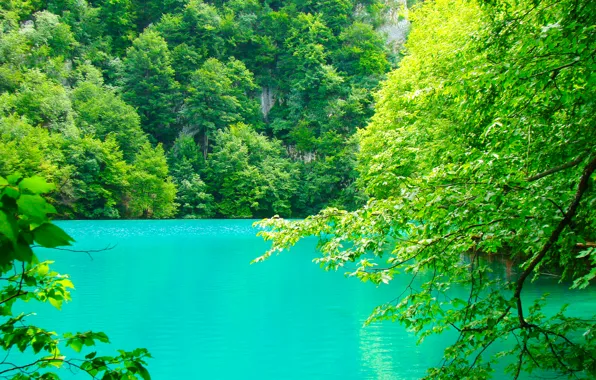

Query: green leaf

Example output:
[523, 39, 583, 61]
[17, 195, 56, 221]
[0, 176, 7, 186]
[13, 241, 33, 262]
[0, 241, 13, 266]
[6, 173, 22, 185]
[69, 339, 83, 353]
[33, 223, 74, 248]
[576, 248, 594, 259]
[3, 186, 20, 199]
[94, 332, 110, 344]
[138, 364, 151, 380]
[19, 176, 55, 195]
[85, 351, 97, 359]
[32, 340, 45, 354]
[0, 210, 17, 245]
[48, 297, 62, 310]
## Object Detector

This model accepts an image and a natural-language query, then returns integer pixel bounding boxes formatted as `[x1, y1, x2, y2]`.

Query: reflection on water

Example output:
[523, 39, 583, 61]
[11, 220, 596, 379]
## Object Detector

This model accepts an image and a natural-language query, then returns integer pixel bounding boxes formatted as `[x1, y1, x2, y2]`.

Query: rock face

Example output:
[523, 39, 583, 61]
[286, 145, 316, 163]
[378, 0, 411, 51]
[260, 86, 276, 121]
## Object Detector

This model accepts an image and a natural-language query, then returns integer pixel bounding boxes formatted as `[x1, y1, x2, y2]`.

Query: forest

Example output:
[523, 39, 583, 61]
[0, 0, 402, 219]
[1, 0, 595, 378]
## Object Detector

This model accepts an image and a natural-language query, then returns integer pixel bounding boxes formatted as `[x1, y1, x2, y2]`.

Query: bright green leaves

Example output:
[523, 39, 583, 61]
[24, 261, 75, 310]
[65, 331, 110, 353]
[255, 0, 596, 378]
[19, 176, 56, 194]
[17, 194, 57, 223]
[127, 143, 177, 219]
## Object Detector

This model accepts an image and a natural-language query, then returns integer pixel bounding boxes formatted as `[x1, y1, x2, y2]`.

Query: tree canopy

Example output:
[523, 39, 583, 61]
[255, 0, 596, 378]
[0, 0, 397, 219]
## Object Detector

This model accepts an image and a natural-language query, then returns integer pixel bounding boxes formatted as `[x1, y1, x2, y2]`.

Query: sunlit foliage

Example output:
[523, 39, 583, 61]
[256, 0, 596, 377]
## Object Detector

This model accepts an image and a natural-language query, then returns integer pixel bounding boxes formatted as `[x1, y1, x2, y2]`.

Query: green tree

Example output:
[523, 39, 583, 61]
[97, 0, 137, 53]
[133, 0, 188, 29]
[0, 114, 65, 182]
[183, 57, 258, 158]
[334, 22, 389, 77]
[255, 0, 596, 378]
[71, 79, 148, 161]
[0, 173, 151, 378]
[121, 29, 180, 146]
[173, 161, 215, 218]
[62, 135, 129, 219]
[2, 70, 77, 135]
[127, 142, 177, 218]
[207, 124, 297, 218]
[313, 0, 353, 34]
[168, 135, 214, 218]
[293, 131, 363, 215]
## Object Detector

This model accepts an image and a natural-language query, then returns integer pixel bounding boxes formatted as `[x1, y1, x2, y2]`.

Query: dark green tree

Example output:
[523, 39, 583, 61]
[183, 57, 258, 158]
[62, 135, 129, 219]
[127, 142, 177, 218]
[121, 29, 180, 146]
[72, 80, 148, 161]
[97, 0, 137, 53]
[207, 123, 297, 218]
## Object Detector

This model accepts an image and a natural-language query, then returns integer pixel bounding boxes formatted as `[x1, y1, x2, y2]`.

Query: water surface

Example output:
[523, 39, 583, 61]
[18, 220, 596, 379]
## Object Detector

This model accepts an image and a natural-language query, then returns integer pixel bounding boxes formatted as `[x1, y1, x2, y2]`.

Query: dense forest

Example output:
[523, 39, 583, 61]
[0, 0, 403, 219]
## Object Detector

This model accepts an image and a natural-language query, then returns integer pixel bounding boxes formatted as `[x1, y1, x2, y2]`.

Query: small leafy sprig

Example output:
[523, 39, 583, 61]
[0, 174, 151, 379]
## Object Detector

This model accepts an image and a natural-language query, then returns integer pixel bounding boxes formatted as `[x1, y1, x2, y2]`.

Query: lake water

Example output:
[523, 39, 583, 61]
[17, 220, 596, 379]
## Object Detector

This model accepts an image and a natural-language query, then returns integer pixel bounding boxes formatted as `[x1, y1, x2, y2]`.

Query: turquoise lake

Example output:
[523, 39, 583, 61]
[19, 220, 596, 379]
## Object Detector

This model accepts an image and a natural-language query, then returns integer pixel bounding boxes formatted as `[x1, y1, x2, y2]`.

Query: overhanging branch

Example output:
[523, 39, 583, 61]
[526, 152, 589, 182]
[514, 155, 596, 325]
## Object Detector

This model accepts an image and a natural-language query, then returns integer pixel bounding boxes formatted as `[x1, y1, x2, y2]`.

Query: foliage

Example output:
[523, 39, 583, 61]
[0, 0, 397, 218]
[168, 135, 214, 219]
[126, 142, 177, 219]
[1, 70, 76, 135]
[207, 124, 298, 218]
[71, 79, 148, 162]
[183, 57, 259, 158]
[0, 173, 151, 378]
[255, 0, 596, 378]
[0, 115, 67, 186]
[174, 168, 215, 219]
[62, 135, 129, 219]
[121, 29, 180, 146]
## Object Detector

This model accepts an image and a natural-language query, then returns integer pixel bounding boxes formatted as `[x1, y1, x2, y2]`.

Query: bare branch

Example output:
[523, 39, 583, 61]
[32, 244, 118, 260]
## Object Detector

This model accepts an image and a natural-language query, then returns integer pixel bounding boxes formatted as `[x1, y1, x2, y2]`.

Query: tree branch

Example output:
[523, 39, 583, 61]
[514, 156, 596, 326]
[526, 153, 589, 182]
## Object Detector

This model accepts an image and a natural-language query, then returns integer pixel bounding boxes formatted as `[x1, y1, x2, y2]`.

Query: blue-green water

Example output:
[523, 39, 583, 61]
[14, 220, 596, 379]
